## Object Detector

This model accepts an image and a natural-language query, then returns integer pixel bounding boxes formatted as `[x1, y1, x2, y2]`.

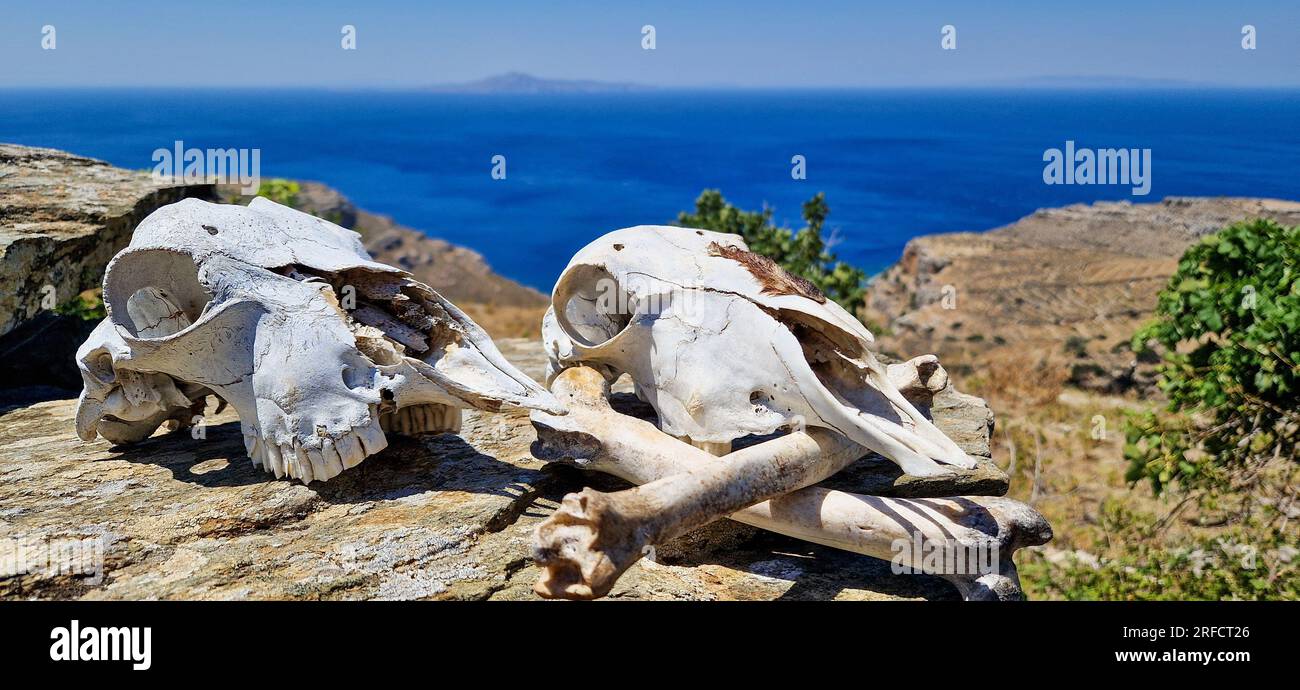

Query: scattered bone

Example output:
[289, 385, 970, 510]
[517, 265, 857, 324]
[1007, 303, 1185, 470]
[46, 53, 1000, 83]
[530, 366, 1051, 601]
[886, 354, 949, 404]
[683, 437, 732, 456]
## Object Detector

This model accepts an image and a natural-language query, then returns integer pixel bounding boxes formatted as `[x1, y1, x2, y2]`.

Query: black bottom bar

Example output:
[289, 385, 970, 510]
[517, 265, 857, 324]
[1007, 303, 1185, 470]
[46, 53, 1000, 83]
[0, 601, 1287, 678]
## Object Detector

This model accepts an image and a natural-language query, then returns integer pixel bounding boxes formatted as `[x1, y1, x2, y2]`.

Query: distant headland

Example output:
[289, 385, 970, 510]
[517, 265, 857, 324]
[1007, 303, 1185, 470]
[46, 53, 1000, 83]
[426, 72, 652, 94]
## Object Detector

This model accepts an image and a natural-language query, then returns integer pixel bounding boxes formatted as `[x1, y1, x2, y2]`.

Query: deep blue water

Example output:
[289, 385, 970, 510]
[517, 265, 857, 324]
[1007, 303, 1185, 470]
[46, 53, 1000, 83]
[2, 88, 1297, 290]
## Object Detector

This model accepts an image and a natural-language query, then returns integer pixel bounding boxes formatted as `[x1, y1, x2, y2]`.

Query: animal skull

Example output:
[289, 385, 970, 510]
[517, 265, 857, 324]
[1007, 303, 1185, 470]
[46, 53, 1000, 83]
[75, 197, 563, 483]
[542, 225, 974, 477]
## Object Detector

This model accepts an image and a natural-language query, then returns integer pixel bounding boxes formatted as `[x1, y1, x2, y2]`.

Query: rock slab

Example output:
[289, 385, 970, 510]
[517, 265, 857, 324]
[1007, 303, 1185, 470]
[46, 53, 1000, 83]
[0, 340, 1002, 601]
[0, 144, 213, 338]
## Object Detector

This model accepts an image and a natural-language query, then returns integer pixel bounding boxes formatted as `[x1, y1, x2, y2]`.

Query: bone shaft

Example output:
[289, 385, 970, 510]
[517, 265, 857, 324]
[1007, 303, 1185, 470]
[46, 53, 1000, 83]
[595, 428, 864, 546]
[600, 431, 985, 555]
[576, 427, 1012, 567]
[732, 488, 985, 560]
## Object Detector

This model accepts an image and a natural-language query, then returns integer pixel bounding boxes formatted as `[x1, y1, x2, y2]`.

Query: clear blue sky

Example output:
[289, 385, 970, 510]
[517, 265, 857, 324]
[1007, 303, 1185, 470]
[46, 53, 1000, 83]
[1, 0, 1297, 88]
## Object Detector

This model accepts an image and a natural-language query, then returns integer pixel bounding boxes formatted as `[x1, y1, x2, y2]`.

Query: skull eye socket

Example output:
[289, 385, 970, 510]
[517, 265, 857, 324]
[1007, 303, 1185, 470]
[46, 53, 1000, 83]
[552, 263, 635, 348]
[102, 249, 213, 338]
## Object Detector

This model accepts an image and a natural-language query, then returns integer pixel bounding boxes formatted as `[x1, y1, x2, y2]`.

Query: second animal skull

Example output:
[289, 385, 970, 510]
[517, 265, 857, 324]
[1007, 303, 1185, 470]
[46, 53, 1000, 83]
[542, 225, 975, 477]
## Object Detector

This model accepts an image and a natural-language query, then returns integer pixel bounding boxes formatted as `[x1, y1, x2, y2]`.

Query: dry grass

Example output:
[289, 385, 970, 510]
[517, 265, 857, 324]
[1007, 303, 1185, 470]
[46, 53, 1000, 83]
[458, 303, 547, 340]
[946, 351, 1295, 599]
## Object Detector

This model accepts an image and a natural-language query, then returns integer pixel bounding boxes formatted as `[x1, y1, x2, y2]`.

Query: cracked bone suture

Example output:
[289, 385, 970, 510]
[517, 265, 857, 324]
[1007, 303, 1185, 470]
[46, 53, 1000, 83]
[74, 197, 563, 483]
[530, 367, 1052, 601]
[543, 225, 977, 478]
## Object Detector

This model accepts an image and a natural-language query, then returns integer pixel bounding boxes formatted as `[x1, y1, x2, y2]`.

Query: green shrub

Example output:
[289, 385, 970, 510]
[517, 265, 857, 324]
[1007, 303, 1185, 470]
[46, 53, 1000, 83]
[675, 190, 867, 313]
[256, 178, 301, 207]
[54, 293, 105, 321]
[1125, 219, 1298, 495]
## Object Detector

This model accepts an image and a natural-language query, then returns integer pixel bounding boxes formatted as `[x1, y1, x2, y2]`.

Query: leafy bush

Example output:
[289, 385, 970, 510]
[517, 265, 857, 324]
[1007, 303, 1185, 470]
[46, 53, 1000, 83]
[1125, 219, 1298, 495]
[256, 178, 301, 207]
[675, 190, 867, 313]
[54, 292, 105, 321]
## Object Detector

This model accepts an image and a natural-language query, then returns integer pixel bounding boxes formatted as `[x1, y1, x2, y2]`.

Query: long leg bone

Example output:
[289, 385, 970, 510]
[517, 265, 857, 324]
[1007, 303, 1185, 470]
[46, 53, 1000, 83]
[530, 366, 1052, 600]
[535, 422, 865, 599]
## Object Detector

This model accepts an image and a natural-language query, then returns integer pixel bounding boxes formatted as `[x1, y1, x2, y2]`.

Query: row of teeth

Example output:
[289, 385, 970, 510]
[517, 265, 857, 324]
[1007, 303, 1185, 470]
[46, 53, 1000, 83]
[244, 421, 387, 484]
[379, 404, 462, 435]
[240, 404, 461, 484]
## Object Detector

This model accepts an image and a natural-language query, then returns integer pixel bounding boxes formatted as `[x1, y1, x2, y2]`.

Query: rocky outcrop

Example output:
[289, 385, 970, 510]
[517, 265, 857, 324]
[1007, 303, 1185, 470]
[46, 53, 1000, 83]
[0, 144, 213, 338]
[0, 339, 1001, 601]
[864, 197, 1300, 392]
[220, 180, 549, 338]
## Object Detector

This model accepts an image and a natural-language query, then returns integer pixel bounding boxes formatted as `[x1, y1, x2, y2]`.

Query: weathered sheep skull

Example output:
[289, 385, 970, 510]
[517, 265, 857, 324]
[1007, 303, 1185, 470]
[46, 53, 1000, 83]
[543, 225, 975, 477]
[75, 197, 563, 483]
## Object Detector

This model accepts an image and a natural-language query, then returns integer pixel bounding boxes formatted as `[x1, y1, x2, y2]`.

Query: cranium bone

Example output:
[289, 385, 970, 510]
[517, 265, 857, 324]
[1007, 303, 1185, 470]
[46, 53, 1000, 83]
[543, 225, 974, 477]
[75, 197, 563, 483]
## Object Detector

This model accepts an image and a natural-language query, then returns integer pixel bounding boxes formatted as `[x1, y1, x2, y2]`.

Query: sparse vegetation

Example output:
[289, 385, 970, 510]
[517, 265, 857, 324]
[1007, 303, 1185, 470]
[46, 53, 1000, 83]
[1063, 335, 1090, 358]
[675, 190, 868, 314]
[256, 178, 301, 207]
[1124, 219, 1298, 496]
[54, 291, 105, 321]
[1005, 219, 1299, 600]
[1020, 498, 1294, 600]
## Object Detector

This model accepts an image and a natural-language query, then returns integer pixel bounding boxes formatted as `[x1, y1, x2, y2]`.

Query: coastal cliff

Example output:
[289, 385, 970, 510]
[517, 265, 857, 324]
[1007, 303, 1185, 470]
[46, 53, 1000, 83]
[864, 197, 1300, 393]
[275, 181, 549, 339]
[285, 181, 548, 310]
[0, 144, 211, 340]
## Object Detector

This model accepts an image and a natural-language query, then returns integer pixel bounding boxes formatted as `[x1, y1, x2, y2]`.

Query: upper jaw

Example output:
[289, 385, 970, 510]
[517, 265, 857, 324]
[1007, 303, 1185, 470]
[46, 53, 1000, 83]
[404, 354, 566, 416]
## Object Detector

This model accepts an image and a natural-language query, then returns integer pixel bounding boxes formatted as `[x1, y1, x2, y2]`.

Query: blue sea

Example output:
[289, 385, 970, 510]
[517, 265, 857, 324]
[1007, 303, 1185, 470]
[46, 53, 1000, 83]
[2, 88, 1297, 290]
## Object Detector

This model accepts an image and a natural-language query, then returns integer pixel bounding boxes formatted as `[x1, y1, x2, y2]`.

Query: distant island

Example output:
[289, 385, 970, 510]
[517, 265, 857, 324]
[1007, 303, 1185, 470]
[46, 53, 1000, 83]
[427, 72, 651, 94]
[990, 75, 1215, 89]
[423, 72, 1229, 93]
